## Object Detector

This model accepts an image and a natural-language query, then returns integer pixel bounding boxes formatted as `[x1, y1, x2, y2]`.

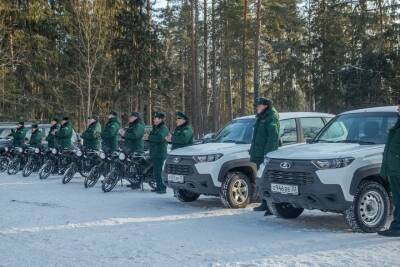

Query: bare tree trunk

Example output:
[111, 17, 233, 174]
[211, 0, 219, 131]
[240, 0, 247, 116]
[190, 0, 199, 134]
[224, 0, 232, 121]
[203, 0, 208, 132]
[253, 0, 261, 111]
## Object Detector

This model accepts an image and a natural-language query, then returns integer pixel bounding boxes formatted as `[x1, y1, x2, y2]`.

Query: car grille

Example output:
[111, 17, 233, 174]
[266, 170, 314, 185]
[166, 164, 194, 175]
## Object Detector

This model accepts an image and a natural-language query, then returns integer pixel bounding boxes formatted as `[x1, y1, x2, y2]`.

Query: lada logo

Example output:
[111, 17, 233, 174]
[280, 161, 292, 169]
[172, 157, 181, 164]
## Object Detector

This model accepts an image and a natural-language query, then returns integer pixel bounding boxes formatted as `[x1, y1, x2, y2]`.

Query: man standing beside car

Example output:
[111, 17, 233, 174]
[379, 100, 400, 237]
[250, 97, 280, 214]
[82, 116, 102, 151]
[10, 121, 27, 147]
[166, 111, 193, 150]
[149, 112, 169, 194]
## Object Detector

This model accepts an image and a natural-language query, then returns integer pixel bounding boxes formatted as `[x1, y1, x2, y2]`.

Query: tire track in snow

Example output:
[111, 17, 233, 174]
[0, 208, 251, 235]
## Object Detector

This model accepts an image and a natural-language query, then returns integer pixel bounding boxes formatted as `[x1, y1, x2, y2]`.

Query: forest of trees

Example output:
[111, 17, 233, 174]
[1, 0, 399, 135]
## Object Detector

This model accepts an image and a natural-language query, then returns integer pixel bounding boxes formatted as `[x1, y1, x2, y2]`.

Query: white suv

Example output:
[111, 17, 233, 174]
[162, 112, 334, 208]
[259, 106, 398, 233]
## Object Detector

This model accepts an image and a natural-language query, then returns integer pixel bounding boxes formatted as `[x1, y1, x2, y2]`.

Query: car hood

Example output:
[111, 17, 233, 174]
[169, 142, 250, 156]
[267, 143, 384, 160]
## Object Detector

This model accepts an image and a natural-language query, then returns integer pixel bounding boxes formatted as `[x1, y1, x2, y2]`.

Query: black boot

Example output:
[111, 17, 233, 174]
[253, 200, 267, 211]
[378, 228, 400, 237]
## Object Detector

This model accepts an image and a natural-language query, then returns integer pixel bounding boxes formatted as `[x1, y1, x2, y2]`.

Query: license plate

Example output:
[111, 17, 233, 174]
[271, 183, 299, 195]
[168, 174, 184, 183]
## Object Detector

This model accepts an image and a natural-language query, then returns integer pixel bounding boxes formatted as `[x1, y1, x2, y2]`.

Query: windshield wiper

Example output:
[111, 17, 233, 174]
[222, 140, 247, 144]
[338, 140, 376, 145]
[315, 139, 337, 143]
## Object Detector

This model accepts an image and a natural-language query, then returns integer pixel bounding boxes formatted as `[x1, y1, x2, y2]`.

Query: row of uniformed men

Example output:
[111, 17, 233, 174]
[9, 111, 193, 194]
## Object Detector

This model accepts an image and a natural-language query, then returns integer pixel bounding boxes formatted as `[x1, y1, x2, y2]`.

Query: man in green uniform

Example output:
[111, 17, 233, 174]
[120, 112, 145, 154]
[81, 116, 102, 151]
[250, 97, 280, 214]
[379, 101, 400, 237]
[46, 118, 59, 148]
[166, 111, 193, 150]
[148, 112, 169, 194]
[10, 122, 28, 147]
[28, 124, 42, 147]
[101, 111, 121, 153]
[55, 117, 73, 149]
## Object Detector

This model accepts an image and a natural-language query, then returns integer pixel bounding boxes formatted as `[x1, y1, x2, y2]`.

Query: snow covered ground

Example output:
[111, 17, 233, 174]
[1, 172, 400, 267]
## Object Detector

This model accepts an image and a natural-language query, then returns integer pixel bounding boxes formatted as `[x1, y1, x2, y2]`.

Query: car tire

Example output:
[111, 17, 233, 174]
[174, 189, 200, 202]
[344, 181, 390, 233]
[267, 200, 304, 219]
[220, 171, 252, 209]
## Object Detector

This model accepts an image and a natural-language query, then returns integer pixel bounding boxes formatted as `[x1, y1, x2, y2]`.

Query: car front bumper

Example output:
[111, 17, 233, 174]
[259, 159, 352, 213]
[162, 156, 219, 196]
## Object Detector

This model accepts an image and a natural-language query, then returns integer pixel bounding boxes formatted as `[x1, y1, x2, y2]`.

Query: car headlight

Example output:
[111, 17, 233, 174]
[312, 157, 355, 169]
[75, 149, 83, 157]
[51, 148, 57, 154]
[193, 153, 223, 163]
[118, 152, 126, 161]
[34, 148, 40, 154]
[264, 156, 271, 165]
[17, 147, 23, 153]
[100, 152, 106, 159]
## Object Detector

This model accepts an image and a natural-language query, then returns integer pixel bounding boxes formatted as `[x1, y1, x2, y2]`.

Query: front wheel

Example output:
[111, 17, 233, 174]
[0, 157, 10, 172]
[22, 158, 35, 177]
[344, 181, 390, 233]
[174, 189, 200, 202]
[7, 158, 20, 175]
[84, 166, 101, 188]
[102, 169, 119, 193]
[39, 160, 54, 179]
[220, 172, 252, 209]
[267, 201, 304, 219]
[62, 164, 76, 184]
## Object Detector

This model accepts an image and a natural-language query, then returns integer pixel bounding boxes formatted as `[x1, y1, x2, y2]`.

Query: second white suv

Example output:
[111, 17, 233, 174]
[162, 112, 334, 208]
[259, 106, 398, 232]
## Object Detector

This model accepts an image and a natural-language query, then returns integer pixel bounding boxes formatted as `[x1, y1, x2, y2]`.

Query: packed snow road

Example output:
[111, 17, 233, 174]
[0, 173, 399, 267]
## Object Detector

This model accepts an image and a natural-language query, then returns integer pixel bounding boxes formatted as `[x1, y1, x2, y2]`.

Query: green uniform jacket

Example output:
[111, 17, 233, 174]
[29, 130, 42, 147]
[171, 123, 193, 150]
[249, 107, 280, 160]
[101, 118, 121, 152]
[55, 121, 73, 149]
[148, 122, 169, 159]
[11, 127, 27, 147]
[46, 124, 60, 148]
[124, 120, 145, 153]
[82, 121, 101, 150]
[381, 118, 400, 176]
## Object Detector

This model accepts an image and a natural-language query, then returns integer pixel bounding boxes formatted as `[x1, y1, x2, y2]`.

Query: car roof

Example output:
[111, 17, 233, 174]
[235, 112, 335, 121]
[340, 106, 397, 115]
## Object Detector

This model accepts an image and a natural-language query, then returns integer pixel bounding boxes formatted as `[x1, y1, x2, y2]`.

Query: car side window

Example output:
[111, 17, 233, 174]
[300, 117, 325, 140]
[279, 119, 297, 145]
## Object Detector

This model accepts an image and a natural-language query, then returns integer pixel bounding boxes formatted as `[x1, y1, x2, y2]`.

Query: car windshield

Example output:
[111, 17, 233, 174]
[214, 119, 255, 144]
[0, 129, 12, 139]
[314, 112, 398, 145]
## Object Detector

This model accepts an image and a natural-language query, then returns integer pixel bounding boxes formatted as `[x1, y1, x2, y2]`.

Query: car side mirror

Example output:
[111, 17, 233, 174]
[305, 138, 313, 144]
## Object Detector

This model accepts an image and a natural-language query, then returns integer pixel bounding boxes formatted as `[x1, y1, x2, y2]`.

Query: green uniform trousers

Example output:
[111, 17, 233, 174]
[389, 176, 400, 230]
[152, 158, 166, 191]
